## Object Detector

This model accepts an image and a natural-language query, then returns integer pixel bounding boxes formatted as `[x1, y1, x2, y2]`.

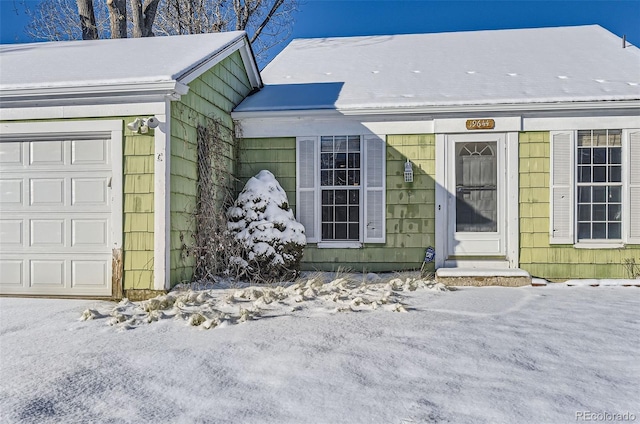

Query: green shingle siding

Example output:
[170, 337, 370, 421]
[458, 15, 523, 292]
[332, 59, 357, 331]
[169, 51, 254, 286]
[122, 127, 155, 290]
[237, 134, 437, 273]
[519, 131, 640, 280]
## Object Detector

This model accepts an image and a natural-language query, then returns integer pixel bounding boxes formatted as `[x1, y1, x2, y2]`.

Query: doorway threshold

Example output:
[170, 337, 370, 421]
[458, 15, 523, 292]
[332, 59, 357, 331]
[435, 268, 531, 287]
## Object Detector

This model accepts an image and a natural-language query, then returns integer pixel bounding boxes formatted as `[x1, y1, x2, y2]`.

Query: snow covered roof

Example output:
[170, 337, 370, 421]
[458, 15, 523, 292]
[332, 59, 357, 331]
[0, 31, 261, 105]
[235, 25, 640, 114]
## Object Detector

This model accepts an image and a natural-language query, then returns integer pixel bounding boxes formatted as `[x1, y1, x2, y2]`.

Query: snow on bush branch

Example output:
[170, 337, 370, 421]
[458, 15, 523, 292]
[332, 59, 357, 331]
[226, 170, 306, 282]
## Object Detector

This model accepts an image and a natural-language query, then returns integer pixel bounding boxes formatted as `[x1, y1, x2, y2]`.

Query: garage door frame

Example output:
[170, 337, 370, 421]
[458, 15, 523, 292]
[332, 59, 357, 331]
[0, 120, 123, 297]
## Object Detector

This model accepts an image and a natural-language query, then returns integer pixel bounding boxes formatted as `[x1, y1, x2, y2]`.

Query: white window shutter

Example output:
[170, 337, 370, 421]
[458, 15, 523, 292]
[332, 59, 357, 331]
[549, 131, 574, 244]
[628, 130, 640, 244]
[364, 134, 386, 243]
[296, 137, 318, 243]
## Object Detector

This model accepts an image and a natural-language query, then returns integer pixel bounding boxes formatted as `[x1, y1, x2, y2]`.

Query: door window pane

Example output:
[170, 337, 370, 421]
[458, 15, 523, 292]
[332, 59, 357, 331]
[455, 142, 497, 232]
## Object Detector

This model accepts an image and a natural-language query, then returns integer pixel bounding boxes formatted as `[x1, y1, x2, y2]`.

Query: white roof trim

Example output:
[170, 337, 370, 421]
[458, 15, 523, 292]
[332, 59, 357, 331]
[232, 99, 640, 119]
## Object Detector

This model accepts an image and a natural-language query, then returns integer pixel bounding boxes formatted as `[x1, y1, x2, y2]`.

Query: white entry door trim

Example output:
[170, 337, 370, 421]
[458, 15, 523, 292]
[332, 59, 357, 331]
[0, 120, 123, 296]
[435, 132, 519, 268]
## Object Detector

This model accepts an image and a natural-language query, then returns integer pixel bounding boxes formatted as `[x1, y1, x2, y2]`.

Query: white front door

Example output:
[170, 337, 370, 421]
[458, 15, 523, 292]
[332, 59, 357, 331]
[446, 133, 506, 258]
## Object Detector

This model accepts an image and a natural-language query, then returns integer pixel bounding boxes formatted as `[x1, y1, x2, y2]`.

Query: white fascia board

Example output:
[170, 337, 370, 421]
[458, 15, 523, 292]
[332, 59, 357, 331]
[523, 114, 640, 131]
[178, 35, 262, 89]
[233, 100, 640, 119]
[0, 81, 189, 109]
[0, 102, 167, 121]
[235, 115, 435, 138]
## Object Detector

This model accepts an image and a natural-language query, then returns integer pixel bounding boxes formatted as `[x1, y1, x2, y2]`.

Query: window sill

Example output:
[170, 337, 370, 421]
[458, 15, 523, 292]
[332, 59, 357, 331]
[573, 242, 624, 249]
[316, 242, 362, 249]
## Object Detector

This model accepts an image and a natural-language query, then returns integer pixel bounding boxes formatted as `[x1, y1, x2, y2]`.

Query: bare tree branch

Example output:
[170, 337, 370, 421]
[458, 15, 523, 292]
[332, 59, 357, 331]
[249, 0, 282, 44]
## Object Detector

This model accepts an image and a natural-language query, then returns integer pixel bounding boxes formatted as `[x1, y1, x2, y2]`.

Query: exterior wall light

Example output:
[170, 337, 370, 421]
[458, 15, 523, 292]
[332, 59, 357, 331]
[404, 159, 414, 183]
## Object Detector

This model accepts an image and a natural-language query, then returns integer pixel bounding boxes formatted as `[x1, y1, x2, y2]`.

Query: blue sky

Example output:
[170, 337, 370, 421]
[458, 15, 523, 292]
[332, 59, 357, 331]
[2, 0, 639, 66]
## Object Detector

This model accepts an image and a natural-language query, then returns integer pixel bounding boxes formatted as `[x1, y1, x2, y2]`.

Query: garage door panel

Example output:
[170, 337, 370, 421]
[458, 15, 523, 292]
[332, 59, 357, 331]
[0, 260, 24, 286]
[0, 179, 23, 205]
[72, 219, 108, 247]
[72, 139, 109, 165]
[30, 260, 65, 286]
[72, 260, 109, 287]
[0, 220, 23, 246]
[30, 219, 65, 247]
[72, 178, 109, 206]
[30, 178, 65, 206]
[0, 142, 24, 166]
[30, 140, 64, 165]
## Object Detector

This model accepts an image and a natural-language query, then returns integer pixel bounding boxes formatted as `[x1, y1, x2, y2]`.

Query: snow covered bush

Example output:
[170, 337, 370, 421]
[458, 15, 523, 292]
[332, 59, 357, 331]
[227, 170, 306, 282]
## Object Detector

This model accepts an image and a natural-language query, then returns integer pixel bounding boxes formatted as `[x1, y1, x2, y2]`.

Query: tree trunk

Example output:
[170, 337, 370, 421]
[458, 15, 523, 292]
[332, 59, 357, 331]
[76, 0, 98, 40]
[131, 0, 160, 37]
[142, 0, 161, 36]
[107, 0, 127, 38]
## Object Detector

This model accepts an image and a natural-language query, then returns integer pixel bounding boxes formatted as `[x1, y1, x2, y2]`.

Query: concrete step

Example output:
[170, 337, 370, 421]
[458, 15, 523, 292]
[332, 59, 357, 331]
[435, 268, 532, 287]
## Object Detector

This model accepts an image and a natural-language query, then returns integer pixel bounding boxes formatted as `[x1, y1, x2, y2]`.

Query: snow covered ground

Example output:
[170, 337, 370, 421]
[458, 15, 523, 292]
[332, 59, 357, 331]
[1, 276, 639, 424]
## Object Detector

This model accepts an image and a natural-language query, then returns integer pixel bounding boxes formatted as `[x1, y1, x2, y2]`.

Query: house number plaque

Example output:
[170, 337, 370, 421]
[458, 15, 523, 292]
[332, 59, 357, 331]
[466, 119, 495, 130]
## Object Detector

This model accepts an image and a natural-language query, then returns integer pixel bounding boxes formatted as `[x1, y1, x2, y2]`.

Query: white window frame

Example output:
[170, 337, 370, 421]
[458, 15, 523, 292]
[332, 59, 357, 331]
[296, 134, 386, 248]
[550, 128, 640, 248]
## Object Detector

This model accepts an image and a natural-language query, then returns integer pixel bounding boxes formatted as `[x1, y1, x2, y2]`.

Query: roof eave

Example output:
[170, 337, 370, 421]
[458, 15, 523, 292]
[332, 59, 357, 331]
[232, 99, 640, 119]
[0, 81, 189, 109]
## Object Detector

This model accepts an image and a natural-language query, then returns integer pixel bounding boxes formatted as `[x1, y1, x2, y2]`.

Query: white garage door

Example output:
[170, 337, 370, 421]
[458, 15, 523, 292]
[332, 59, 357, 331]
[0, 122, 122, 297]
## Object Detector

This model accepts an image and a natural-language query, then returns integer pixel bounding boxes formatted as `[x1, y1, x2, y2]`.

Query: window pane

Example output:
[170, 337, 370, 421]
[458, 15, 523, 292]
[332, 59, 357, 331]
[335, 136, 347, 152]
[593, 130, 607, 146]
[335, 206, 347, 221]
[578, 148, 591, 164]
[348, 153, 360, 168]
[592, 148, 606, 164]
[321, 137, 333, 152]
[322, 206, 333, 221]
[609, 166, 621, 183]
[348, 170, 360, 186]
[349, 190, 359, 204]
[593, 204, 606, 221]
[608, 204, 621, 221]
[609, 186, 621, 202]
[322, 190, 333, 204]
[608, 223, 621, 239]
[579, 166, 591, 183]
[322, 223, 333, 239]
[348, 206, 359, 221]
[321, 153, 333, 169]
[578, 205, 591, 221]
[593, 186, 606, 202]
[335, 170, 347, 185]
[608, 130, 622, 147]
[577, 130, 592, 146]
[348, 136, 360, 151]
[335, 223, 347, 239]
[335, 190, 347, 204]
[578, 186, 591, 203]
[609, 147, 621, 164]
[592, 223, 606, 239]
[348, 223, 359, 240]
[578, 223, 591, 239]
[321, 170, 333, 186]
[592, 166, 607, 182]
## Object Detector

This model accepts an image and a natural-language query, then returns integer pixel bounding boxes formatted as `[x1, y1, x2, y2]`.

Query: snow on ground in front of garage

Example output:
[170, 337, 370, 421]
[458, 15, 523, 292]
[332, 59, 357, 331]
[1, 278, 639, 424]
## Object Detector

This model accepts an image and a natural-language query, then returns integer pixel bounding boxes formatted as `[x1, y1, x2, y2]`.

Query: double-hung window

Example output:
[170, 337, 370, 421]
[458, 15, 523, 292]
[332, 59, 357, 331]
[550, 129, 640, 246]
[296, 134, 386, 246]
